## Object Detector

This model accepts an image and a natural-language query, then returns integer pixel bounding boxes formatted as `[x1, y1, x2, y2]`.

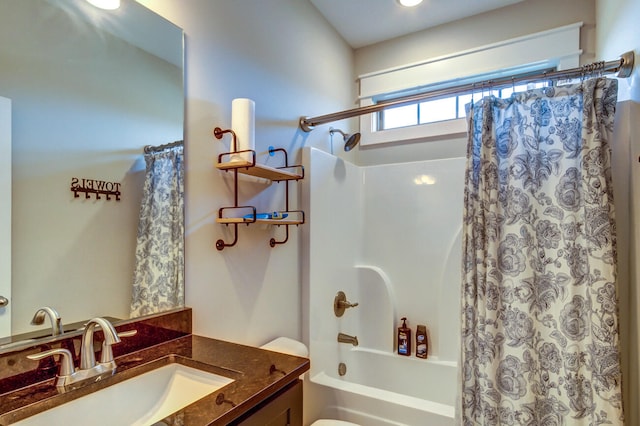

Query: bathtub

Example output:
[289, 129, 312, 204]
[309, 347, 457, 425]
[302, 147, 463, 425]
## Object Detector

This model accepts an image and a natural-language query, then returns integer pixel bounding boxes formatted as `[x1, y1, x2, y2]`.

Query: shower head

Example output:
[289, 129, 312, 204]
[329, 128, 361, 152]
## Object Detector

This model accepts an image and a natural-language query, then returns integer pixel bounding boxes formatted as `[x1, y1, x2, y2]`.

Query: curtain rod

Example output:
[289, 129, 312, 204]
[143, 140, 183, 154]
[299, 51, 635, 132]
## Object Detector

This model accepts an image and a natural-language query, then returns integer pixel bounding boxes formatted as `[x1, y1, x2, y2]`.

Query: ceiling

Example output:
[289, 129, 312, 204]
[310, 0, 525, 48]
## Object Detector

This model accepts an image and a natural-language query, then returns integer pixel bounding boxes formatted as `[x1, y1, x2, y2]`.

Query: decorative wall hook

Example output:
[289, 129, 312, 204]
[214, 127, 237, 152]
[70, 177, 121, 201]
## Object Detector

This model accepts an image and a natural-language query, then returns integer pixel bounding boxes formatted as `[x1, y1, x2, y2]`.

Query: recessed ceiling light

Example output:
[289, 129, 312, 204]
[397, 0, 423, 6]
[86, 0, 121, 10]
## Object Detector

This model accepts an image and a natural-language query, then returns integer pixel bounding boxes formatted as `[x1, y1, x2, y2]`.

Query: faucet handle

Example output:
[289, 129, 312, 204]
[334, 291, 359, 317]
[117, 329, 138, 338]
[27, 348, 76, 387]
[99, 329, 137, 364]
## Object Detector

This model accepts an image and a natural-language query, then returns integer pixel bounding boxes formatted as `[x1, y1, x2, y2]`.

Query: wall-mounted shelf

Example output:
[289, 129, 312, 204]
[213, 127, 305, 250]
[215, 160, 302, 181]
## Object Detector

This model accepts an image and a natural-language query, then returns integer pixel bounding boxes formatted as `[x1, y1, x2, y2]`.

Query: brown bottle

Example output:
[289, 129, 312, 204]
[397, 317, 411, 356]
[416, 325, 428, 359]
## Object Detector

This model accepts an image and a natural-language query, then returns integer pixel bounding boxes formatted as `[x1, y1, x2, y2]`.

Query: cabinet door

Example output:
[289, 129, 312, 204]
[230, 380, 302, 426]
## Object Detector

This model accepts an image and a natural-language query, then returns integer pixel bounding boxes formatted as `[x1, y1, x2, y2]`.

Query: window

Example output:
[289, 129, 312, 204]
[357, 23, 582, 146]
[378, 82, 549, 131]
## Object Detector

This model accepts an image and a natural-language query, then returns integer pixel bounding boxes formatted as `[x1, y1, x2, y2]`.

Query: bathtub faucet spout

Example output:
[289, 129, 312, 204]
[337, 332, 358, 346]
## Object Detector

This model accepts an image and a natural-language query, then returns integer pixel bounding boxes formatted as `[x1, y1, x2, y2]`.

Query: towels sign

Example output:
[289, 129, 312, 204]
[70, 177, 121, 201]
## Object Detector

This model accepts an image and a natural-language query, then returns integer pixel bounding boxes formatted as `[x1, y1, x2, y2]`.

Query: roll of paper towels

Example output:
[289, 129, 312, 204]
[231, 98, 255, 162]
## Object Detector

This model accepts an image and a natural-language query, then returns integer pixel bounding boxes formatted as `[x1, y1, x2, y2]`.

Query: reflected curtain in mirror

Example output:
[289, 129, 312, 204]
[131, 142, 184, 317]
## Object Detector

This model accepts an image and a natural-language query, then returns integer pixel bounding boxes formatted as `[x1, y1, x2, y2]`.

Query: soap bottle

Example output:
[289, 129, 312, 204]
[397, 317, 411, 356]
[416, 325, 428, 359]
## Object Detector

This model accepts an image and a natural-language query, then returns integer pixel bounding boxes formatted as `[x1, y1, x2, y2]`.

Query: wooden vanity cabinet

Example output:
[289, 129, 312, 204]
[228, 379, 302, 426]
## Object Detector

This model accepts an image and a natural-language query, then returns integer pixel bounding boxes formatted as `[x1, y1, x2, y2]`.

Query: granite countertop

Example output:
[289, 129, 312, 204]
[0, 335, 310, 425]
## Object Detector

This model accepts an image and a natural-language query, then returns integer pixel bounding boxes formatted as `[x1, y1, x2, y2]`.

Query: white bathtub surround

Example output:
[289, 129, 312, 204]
[303, 147, 464, 425]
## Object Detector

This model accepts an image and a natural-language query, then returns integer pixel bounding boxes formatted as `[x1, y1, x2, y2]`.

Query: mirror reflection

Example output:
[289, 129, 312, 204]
[0, 0, 185, 348]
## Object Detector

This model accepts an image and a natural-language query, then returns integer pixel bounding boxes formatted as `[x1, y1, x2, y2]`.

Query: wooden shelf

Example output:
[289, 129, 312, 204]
[216, 217, 252, 224]
[216, 160, 302, 181]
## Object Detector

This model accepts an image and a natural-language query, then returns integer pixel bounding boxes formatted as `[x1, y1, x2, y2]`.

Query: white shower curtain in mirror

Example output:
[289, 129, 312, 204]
[460, 78, 624, 425]
[131, 143, 184, 317]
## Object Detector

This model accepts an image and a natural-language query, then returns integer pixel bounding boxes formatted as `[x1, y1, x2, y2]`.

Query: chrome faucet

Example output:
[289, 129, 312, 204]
[27, 317, 135, 389]
[80, 317, 121, 370]
[337, 332, 359, 346]
[30, 306, 64, 336]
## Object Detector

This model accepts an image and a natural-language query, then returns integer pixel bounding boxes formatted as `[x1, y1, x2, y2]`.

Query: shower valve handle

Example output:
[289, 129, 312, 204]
[334, 291, 358, 317]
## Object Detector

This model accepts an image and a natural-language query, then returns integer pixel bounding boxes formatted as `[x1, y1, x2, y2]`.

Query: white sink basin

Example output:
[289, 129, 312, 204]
[15, 363, 234, 426]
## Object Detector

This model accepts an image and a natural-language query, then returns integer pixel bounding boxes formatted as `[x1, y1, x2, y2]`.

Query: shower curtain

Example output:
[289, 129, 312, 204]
[131, 143, 184, 317]
[460, 78, 624, 425]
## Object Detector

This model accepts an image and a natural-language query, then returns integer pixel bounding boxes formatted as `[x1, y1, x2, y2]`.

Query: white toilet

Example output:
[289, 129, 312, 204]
[260, 337, 360, 426]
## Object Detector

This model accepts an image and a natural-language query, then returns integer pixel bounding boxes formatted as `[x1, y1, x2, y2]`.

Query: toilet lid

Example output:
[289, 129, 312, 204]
[259, 337, 309, 357]
[311, 420, 360, 426]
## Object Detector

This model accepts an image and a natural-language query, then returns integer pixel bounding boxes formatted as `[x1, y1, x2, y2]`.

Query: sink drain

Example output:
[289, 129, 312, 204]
[338, 362, 347, 376]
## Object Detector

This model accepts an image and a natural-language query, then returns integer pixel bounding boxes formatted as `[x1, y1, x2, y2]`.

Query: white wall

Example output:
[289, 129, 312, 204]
[596, 0, 640, 102]
[355, 0, 596, 77]
[596, 1, 640, 424]
[136, 0, 354, 345]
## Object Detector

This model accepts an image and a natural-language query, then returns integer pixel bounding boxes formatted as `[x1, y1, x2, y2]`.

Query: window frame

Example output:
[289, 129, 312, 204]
[358, 23, 583, 147]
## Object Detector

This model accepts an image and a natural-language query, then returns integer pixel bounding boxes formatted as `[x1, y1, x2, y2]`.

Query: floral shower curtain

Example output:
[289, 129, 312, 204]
[460, 78, 624, 425]
[131, 143, 184, 317]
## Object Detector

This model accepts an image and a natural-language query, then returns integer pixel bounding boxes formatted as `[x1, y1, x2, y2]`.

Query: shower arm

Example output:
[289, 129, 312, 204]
[299, 51, 635, 132]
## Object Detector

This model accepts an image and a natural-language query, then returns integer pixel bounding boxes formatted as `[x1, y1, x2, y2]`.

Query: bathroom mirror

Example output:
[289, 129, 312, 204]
[0, 0, 184, 348]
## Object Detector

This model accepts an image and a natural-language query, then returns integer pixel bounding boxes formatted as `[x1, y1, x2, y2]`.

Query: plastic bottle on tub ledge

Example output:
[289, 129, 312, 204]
[397, 317, 411, 356]
[416, 324, 428, 359]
